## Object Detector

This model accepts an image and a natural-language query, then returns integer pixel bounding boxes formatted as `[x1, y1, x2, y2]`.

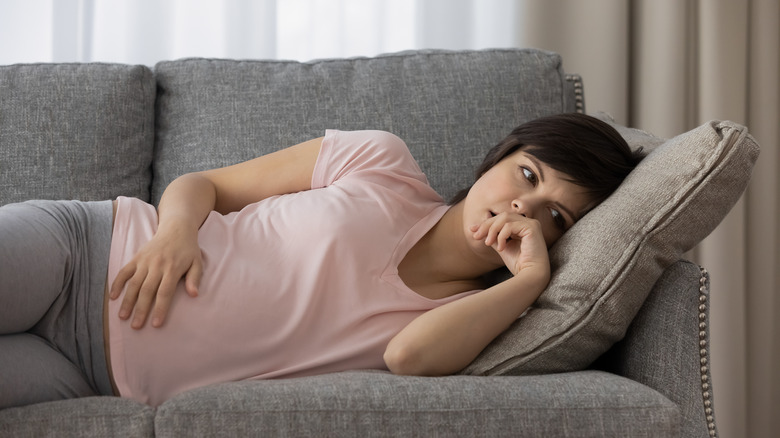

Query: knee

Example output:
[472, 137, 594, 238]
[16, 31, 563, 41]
[0, 334, 95, 409]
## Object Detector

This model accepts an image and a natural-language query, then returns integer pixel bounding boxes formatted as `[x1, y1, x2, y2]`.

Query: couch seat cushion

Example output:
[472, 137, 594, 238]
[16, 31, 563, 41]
[0, 396, 154, 438]
[155, 371, 679, 438]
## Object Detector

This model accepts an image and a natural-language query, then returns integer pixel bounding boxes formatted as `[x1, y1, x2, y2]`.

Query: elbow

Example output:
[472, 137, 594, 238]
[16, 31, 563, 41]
[384, 342, 442, 377]
[384, 344, 419, 376]
[384, 343, 410, 375]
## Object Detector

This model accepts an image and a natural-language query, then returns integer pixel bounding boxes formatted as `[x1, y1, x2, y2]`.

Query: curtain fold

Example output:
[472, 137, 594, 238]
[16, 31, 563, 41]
[630, 0, 695, 137]
[1, 1, 777, 436]
[515, 0, 630, 124]
[745, 0, 780, 434]
[694, 3, 752, 437]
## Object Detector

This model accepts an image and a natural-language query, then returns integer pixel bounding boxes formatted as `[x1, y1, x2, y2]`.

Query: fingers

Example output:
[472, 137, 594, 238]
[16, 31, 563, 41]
[184, 258, 202, 298]
[109, 264, 134, 300]
[495, 225, 516, 252]
[119, 266, 162, 329]
[112, 263, 143, 320]
[471, 213, 550, 276]
[111, 258, 202, 330]
[471, 213, 531, 251]
[148, 274, 182, 328]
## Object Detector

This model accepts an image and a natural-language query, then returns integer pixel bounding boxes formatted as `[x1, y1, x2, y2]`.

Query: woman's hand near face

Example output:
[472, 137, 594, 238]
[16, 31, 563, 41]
[469, 212, 550, 278]
[386, 212, 553, 377]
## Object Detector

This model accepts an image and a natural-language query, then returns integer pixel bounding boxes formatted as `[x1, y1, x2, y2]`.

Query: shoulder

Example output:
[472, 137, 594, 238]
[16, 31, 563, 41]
[322, 129, 419, 172]
[324, 129, 410, 158]
[315, 130, 427, 189]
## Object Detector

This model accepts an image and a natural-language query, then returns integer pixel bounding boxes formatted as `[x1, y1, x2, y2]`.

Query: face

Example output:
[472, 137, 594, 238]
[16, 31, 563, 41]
[462, 148, 592, 248]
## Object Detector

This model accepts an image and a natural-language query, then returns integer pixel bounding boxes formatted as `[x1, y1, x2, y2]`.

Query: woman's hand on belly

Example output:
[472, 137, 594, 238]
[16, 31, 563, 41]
[107, 136, 322, 330]
[109, 220, 203, 329]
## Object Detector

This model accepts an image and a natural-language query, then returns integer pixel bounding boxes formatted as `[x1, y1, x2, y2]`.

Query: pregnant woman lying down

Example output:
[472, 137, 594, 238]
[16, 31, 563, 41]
[0, 113, 642, 407]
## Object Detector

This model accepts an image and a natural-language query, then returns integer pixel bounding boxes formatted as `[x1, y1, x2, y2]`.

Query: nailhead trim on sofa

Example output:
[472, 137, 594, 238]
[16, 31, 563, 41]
[697, 267, 718, 438]
[565, 73, 585, 113]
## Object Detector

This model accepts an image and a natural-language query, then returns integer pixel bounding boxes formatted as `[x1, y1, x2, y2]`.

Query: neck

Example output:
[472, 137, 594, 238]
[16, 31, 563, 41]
[405, 202, 503, 283]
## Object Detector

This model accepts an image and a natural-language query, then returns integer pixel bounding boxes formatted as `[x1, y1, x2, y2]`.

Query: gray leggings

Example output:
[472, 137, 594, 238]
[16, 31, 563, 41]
[0, 200, 115, 409]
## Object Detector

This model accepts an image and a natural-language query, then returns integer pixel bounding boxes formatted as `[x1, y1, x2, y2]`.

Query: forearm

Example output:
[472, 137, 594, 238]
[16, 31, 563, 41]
[384, 267, 549, 376]
[156, 173, 217, 234]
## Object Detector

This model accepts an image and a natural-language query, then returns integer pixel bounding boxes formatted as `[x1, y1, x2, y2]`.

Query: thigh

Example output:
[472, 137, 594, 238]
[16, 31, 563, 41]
[0, 333, 96, 409]
[0, 201, 72, 334]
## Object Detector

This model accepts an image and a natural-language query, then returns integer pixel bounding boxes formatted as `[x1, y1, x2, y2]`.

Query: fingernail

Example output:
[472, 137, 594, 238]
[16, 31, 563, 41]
[152, 317, 162, 327]
[119, 309, 129, 319]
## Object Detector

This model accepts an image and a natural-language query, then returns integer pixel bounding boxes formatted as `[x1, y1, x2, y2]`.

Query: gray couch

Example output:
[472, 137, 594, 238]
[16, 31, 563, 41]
[0, 49, 747, 437]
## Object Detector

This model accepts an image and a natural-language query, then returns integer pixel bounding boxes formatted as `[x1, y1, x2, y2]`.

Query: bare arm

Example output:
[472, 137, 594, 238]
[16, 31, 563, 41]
[384, 270, 547, 376]
[384, 213, 550, 376]
[110, 137, 323, 329]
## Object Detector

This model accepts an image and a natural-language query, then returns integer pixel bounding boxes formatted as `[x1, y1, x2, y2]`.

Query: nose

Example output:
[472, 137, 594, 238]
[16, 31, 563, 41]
[511, 198, 535, 219]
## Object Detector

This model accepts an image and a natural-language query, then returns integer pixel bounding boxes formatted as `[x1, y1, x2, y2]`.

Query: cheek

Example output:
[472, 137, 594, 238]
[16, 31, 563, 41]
[466, 178, 493, 204]
[475, 171, 512, 198]
[542, 227, 564, 248]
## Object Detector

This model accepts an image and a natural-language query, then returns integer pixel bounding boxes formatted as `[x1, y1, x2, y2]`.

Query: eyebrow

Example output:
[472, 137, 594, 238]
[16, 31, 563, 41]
[525, 154, 580, 223]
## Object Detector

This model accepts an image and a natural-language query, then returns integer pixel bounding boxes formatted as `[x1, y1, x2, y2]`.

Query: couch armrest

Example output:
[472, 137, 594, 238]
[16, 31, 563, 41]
[592, 260, 717, 438]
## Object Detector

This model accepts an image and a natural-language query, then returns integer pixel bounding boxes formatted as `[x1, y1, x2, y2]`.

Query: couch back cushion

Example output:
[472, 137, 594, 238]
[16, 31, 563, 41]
[153, 49, 578, 205]
[0, 64, 156, 205]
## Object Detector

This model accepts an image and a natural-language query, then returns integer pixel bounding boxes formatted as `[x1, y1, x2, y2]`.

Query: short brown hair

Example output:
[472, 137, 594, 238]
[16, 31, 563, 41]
[449, 113, 643, 211]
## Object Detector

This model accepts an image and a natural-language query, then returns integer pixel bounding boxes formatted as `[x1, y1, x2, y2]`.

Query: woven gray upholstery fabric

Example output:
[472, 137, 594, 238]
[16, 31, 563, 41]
[0, 63, 155, 205]
[595, 260, 717, 438]
[152, 49, 571, 205]
[462, 119, 759, 376]
[0, 396, 154, 437]
[155, 371, 679, 438]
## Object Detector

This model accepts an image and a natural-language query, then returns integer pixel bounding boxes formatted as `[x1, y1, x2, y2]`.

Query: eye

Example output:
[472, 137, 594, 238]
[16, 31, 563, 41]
[520, 167, 538, 186]
[551, 208, 567, 231]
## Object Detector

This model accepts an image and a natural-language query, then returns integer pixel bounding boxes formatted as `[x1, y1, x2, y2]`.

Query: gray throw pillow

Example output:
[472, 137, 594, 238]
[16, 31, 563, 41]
[0, 64, 155, 205]
[461, 118, 759, 375]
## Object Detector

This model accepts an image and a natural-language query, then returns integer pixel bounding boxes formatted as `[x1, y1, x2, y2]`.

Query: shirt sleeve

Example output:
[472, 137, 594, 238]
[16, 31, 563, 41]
[311, 130, 430, 190]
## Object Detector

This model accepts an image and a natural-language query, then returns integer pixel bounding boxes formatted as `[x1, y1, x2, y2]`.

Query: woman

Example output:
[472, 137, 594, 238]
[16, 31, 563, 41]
[0, 113, 642, 408]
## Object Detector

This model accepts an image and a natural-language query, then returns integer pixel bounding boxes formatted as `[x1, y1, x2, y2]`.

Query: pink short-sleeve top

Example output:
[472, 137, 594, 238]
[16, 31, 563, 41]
[107, 130, 479, 406]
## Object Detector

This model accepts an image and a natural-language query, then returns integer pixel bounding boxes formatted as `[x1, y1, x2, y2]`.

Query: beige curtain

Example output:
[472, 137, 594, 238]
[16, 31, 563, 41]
[514, 1, 779, 437]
